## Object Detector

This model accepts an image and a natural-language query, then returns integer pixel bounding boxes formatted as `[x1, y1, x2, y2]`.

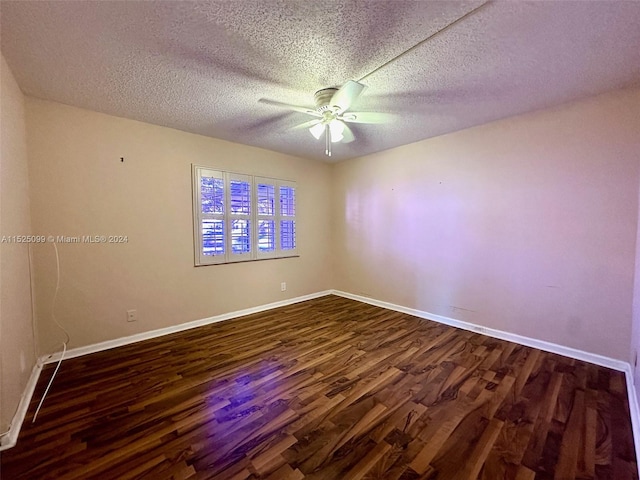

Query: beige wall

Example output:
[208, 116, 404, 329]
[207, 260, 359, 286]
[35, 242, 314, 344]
[333, 87, 640, 361]
[26, 98, 333, 353]
[16, 85, 640, 396]
[0, 55, 36, 432]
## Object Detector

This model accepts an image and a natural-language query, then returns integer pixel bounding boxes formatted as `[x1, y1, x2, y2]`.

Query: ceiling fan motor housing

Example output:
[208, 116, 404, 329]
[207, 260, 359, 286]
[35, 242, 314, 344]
[314, 88, 339, 113]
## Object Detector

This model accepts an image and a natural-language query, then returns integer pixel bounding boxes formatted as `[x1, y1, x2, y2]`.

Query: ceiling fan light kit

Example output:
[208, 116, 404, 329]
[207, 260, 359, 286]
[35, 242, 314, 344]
[309, 120, 343, 141]
[260, 79, 385, 157]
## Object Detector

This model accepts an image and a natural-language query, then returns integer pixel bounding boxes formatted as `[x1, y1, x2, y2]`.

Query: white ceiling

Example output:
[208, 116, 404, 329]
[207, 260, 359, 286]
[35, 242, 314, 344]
[1, 1, 639, 163]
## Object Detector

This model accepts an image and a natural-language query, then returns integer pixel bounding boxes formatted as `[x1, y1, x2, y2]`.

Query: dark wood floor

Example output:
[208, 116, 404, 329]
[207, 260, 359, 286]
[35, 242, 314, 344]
[1, 295, 637, 479]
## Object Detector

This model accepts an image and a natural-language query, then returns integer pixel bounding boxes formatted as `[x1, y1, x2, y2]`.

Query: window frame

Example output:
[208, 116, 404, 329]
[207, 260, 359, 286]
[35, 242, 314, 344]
[192, 165, 298, 266]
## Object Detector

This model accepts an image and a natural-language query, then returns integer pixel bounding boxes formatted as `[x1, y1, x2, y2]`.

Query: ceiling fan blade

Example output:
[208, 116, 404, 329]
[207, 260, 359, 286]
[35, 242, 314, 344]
[339, 112, 393, 124]
[330, 80, 366, 113]
[258, 98, 321, 117]
[341, 123, 355, 144]
[290, 118, 322, 131]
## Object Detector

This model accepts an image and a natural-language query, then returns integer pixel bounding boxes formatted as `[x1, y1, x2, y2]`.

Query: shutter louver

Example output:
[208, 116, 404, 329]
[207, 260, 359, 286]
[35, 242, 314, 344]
[257, 182, 276, 256]
[279, 185, 297, 253]
[193, 166, 296, 265]
[228, 175, 252, 259]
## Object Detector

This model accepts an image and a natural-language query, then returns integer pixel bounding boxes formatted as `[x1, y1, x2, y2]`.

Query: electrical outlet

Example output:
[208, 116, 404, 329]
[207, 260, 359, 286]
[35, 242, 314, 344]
[127, 309, 138, 322]
[281, 282, 286, 292]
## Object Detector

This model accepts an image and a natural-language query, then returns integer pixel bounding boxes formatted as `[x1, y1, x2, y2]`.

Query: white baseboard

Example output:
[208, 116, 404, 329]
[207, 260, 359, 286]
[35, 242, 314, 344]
[1, 290, 331, 451]
[331, 289, 640, 472]
[623, 363, 640, 475]
[6, 288, 640, 471]
[331, 290, 628, 371]
[0, 362, 43, 451]
[42, 290, 333, 364]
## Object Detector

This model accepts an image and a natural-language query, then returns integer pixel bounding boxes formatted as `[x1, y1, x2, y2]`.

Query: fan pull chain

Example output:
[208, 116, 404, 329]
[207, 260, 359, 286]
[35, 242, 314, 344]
[325, 124, 332, 156]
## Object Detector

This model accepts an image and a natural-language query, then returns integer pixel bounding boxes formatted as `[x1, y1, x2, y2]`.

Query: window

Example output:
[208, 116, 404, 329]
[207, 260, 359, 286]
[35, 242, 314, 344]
[193, 166, 297, 265]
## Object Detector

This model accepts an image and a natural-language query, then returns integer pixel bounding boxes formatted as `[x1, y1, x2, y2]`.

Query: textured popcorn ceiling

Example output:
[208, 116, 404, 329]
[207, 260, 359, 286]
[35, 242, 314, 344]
[1, 1, 640, 162]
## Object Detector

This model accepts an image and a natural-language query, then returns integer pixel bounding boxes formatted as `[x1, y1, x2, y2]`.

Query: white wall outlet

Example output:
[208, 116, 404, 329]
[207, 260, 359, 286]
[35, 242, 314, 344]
[281, 282, 286, 292]
[127, 309, 138, 322]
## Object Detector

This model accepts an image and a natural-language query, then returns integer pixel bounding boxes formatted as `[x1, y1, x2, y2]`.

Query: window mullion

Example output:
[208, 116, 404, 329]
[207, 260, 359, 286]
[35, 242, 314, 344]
[193, 166, 295, 266]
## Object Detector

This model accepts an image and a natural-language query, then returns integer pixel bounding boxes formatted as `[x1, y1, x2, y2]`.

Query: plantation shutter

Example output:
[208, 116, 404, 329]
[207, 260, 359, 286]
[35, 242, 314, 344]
[195, 168, 226, 265]
[255, 177, 277, 260]
[227, 173, 252, 262]
[193, 166, 297, 265]
[278, 181, 297, 256]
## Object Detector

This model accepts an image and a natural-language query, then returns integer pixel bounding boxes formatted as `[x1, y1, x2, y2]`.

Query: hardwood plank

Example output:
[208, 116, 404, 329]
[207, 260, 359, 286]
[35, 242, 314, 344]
[342, 440, 392, 480]
[0, 295, 636, 479]
[522, 370, 564, 470]
[457, 417, 504, 480]
[515, 465, 537, 480]
[265, 464, 304, 480]
[554, 389, 585, 479]
[250, 434, 298, 475]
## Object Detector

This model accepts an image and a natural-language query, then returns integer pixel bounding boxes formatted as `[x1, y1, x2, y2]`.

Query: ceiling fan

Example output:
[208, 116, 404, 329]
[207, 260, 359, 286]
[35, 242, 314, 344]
[258, 1, 490, 158]
[259, 81, 390, 157]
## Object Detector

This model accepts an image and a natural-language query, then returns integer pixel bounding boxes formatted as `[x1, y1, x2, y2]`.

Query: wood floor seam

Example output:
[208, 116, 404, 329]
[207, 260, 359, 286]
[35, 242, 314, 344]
[1, 295, 636, 479]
